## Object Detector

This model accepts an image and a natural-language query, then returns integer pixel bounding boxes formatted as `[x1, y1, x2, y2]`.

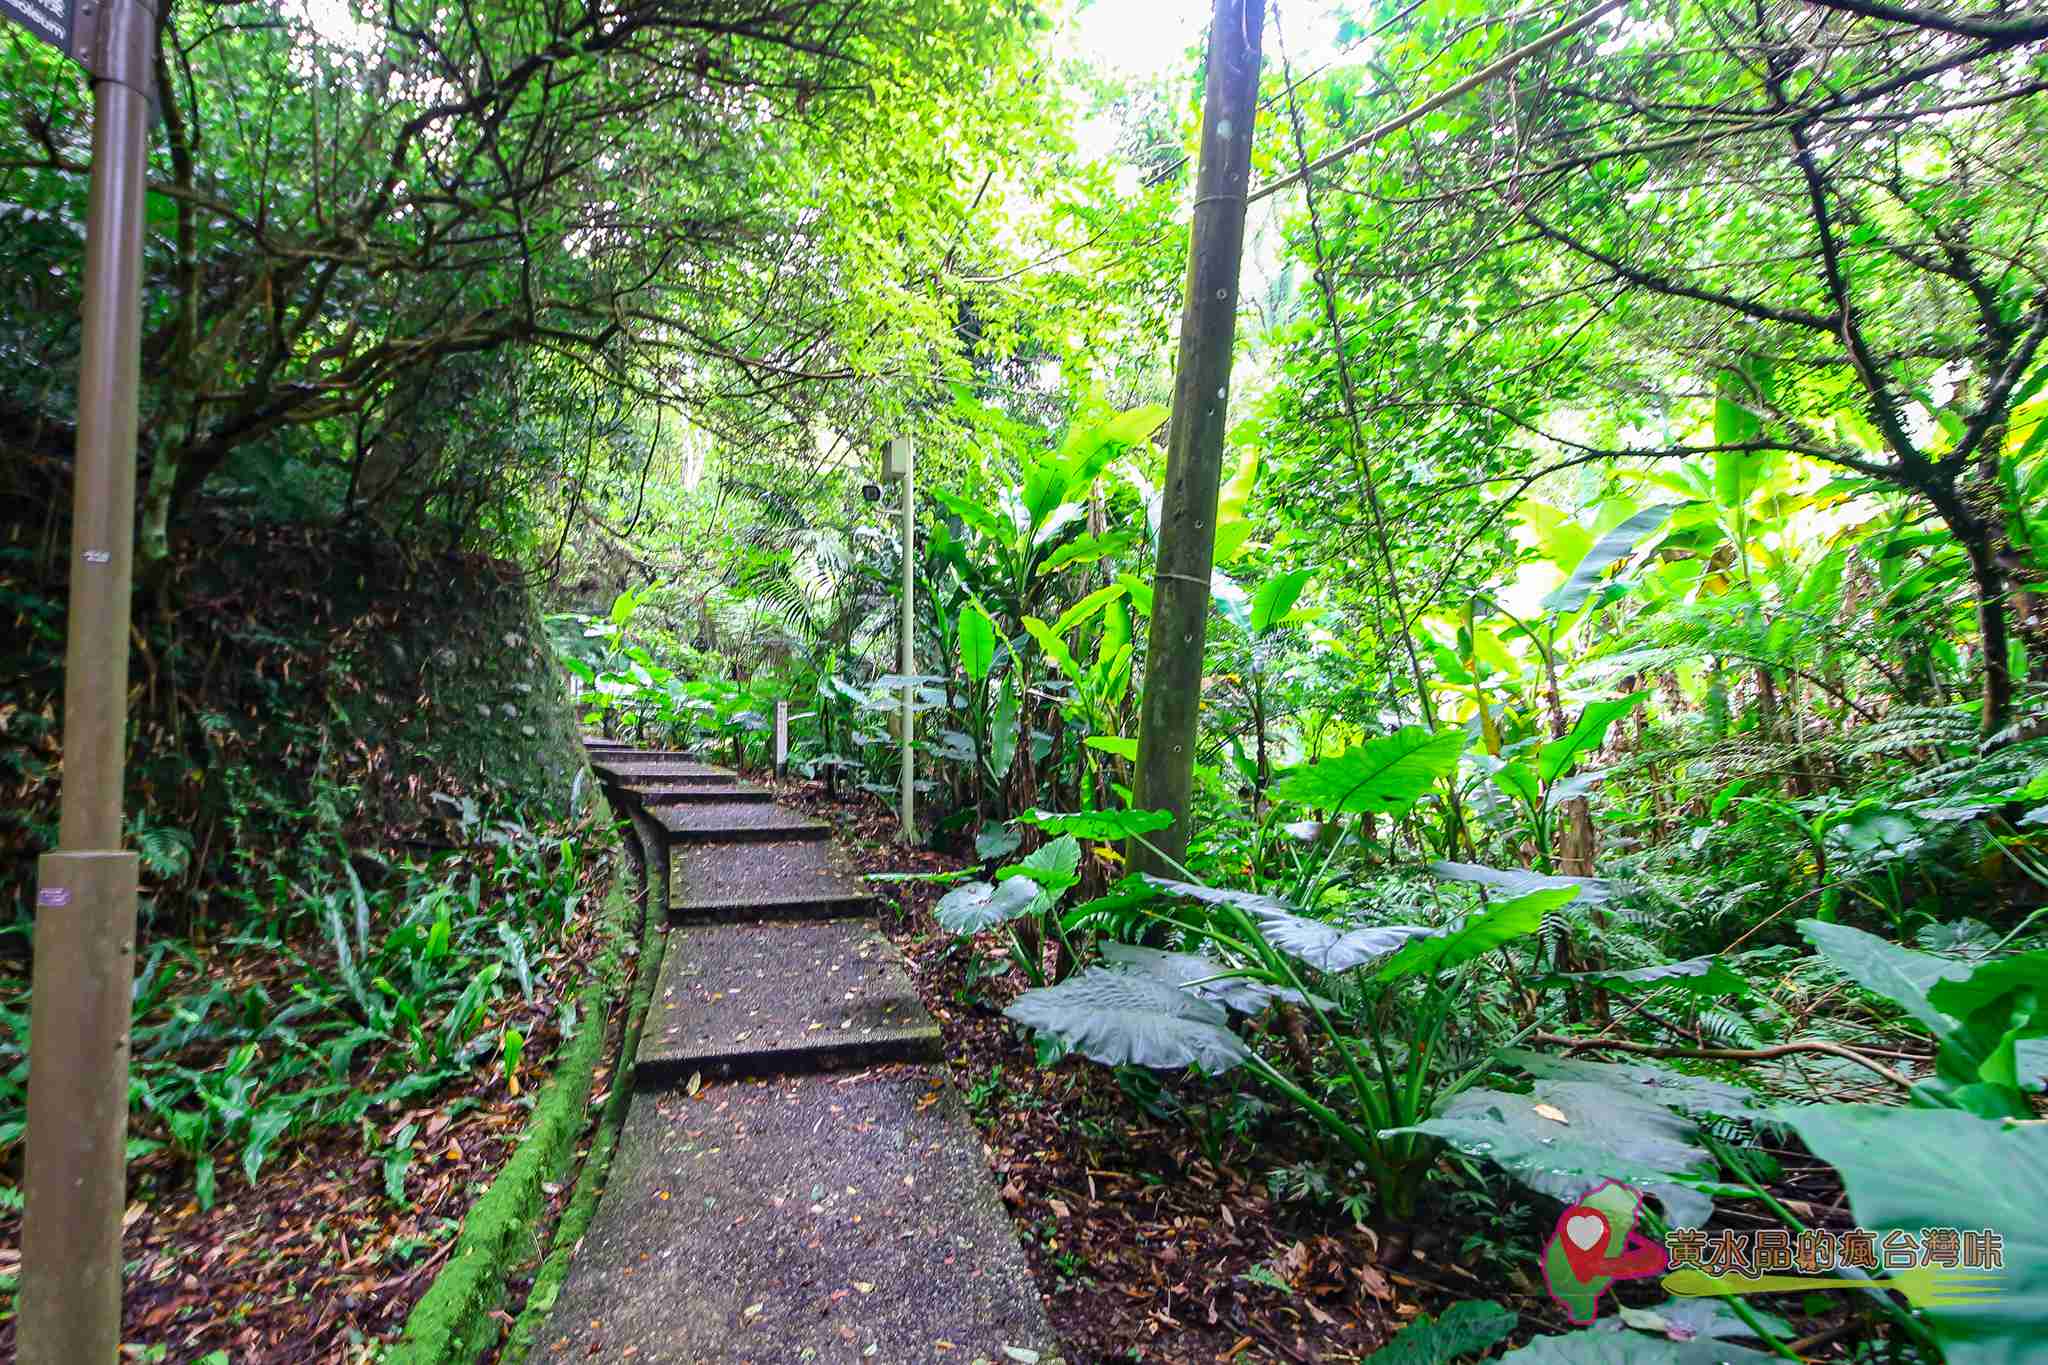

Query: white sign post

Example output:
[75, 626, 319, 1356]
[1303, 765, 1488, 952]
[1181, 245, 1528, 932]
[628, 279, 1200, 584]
[879, 437, 915, 842]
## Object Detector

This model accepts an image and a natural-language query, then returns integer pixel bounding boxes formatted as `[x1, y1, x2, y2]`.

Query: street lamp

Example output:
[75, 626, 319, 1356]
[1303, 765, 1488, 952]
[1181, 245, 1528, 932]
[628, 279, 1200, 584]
[878, 437, 914, 842]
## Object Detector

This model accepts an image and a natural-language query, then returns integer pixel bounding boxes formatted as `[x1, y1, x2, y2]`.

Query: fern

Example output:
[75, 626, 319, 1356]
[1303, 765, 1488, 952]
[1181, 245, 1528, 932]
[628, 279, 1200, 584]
[132, 823, 195, 880]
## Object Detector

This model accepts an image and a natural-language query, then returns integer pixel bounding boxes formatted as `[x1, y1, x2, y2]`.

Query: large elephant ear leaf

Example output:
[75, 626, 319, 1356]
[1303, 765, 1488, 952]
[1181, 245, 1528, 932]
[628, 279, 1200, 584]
[1777, 1105, 2048, 1365]
[996, 834, 1082, 896]
[1496, 1331, 1776, 1363]
[1501, 1048, 1772, 1122]
[1100, 942, 1296, 1014]
[1375, 888, 1573, 982]
[1799, 918, 1967, 1033]
[1250, 911, 1442, 974]
[935, 878, 1043, 933]
[1386, 1079, 1717, 1228]
[1271, 726, 1467, 815]
[1431, 859, 1625, 907]
[1004, 967, 1248, 1073]
[1141, 876, 1295, 918]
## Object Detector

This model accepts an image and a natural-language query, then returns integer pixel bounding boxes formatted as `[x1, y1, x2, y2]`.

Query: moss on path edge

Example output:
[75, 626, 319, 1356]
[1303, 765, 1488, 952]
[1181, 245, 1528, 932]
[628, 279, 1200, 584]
[382, 840, 663, 1365]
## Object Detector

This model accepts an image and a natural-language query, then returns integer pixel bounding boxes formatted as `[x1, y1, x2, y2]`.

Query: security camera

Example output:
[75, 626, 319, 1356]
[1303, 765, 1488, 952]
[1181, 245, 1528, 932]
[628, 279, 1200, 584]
[861, 481, 883, 503]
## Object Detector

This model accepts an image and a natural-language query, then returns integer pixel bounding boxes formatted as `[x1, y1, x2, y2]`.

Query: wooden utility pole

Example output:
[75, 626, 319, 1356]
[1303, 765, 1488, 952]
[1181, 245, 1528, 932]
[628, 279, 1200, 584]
[1127, 0, 1265, 878]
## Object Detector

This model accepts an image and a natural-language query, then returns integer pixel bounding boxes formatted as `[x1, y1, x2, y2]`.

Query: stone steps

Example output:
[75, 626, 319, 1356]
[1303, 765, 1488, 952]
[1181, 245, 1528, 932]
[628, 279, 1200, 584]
[539, 739, 1058, 1362]
[533, 1072, 1056, 1364]
[631, 780, 773, 804]
[669, 840, 874, 924]
[636, 919, 940, 1086]
[649, 800, 830, 846]
[591, 758, 738, 785]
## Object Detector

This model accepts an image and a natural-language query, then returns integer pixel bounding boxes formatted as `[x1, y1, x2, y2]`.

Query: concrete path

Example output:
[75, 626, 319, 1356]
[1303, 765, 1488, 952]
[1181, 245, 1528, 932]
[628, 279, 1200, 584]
[535, 742, 1060, 1365]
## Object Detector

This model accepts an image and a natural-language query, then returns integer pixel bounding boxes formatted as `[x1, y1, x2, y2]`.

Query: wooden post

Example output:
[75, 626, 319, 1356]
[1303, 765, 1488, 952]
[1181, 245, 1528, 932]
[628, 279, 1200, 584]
[21, 0, 156, 1358]
[1127, 0, 1265, 879]
[774, 699, 789, 779]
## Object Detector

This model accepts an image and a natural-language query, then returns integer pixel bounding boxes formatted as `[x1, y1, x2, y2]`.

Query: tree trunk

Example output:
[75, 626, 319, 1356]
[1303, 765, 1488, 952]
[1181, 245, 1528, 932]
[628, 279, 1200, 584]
[1932, 483, 2015, 738]
[1126, 0, 1265, 879]
[1965, 532, 2016, 737]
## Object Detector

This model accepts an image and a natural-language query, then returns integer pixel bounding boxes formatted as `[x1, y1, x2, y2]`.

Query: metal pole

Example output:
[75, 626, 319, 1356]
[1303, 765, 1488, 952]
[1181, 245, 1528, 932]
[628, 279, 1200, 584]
[898, 441, 915, 843]
[23, 0, 154, 1359]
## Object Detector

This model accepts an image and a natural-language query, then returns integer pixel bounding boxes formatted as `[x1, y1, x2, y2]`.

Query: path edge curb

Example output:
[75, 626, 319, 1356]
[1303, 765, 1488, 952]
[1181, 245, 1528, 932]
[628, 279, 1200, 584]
[382, 832, 652, 1365]
[497, 831, 668, 1364]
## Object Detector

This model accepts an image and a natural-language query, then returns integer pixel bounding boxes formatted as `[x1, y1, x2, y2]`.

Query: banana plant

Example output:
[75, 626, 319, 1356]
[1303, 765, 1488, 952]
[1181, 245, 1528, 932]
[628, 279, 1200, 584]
[926, 403, 1162, 640]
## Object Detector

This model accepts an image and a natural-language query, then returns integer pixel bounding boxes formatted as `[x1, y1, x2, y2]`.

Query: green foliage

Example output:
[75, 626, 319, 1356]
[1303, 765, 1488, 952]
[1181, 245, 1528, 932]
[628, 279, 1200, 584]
[1360, 1300, 1518, 1365]
[2, 809, 593, 1211]
[1270, 727, 1467, 815]
[1776, 1105, 2048, 1365]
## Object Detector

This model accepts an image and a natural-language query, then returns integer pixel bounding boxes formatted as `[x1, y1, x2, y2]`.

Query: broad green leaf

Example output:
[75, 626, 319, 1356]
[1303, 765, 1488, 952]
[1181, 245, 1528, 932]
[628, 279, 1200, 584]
[1049, 583, 1127, 639]
[1541, 956, 1749, 1000]
[1042, 530, 1138, 573]
[1005, 967, 1247, 1073]
[1364, 1302, 1518, 1365]
[1496, 1332, 1773, 1364]
[1100, 942, 1300, 1014]
[1375, 889, 1571, 981]
[1543, 508, 1674, 615]
[1799, 918, 1966, 1034]
[1430, 859, 1624, 906]
[1778, 1105, 2048, 1365]
[1021, 616, 1081, 686]
[1213, 447, 1260, 563]
[975, 825, 1023, 861]
[958, 604, 996, 681]
[1140, 876, 1294, 919]
[1518, 499, 1593, 569]
[1502, 1049, 1772, 1121]
[996, 834, 1082, 895]
[1020, 460, 1070, 533]
[933, 488, 1010, 543]
[1115, 571, 1154, 617]
[1083, 735, 1137, 760]
[240, 1104, 295, 1183]
[1014, 808, 1171, 840]
[1058, 404, 1166, 487]
[1540, 692, 1648, 783]
[1927, 951, 2048, 1025]
[988, 674, 1020, 781]
[1103, 596, 1131, 653]
[1391, 1078, 1716, 1226]
[1493, 760, 1542, 809]
[1250, 911, 1443, 974]
[935, 878, 1043, 933]
[1272, 727, 1467, 815]
[1250, 568, 1313, 635]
